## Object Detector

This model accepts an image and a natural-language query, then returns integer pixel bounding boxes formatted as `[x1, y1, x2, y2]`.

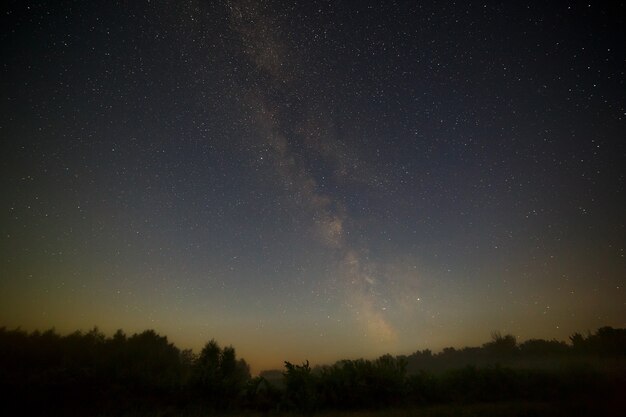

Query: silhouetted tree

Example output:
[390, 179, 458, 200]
[483, 331, 517, 356]
[192, 339, 250, 408]
[588, 327, 626, 355]
[519, 338, 569, 356]
[244, 376, 282, 411]
[316, 355, 408, 409]
[283, 360, 317, 412]
[121, 330, 181, 389]
[1, 325, 624, 414]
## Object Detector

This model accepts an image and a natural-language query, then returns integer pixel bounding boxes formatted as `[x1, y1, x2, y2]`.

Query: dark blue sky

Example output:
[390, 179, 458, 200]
[1, 0, 624, 372]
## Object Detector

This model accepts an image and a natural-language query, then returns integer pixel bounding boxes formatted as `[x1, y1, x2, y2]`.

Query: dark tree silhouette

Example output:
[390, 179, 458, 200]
[283, 360, 317, 412]
[0, 325, 624, 415]
[483, 331, 517, 356]
[191, 339, 250, 408]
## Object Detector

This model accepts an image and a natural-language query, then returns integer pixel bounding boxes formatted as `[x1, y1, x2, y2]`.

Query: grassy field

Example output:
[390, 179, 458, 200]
[98, 398, 623, 417]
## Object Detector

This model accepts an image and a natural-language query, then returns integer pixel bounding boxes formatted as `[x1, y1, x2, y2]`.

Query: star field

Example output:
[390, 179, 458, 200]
[1, 0, 625, 372]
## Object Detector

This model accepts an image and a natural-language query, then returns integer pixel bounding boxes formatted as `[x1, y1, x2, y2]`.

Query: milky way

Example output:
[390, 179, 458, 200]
[1, 1, 624, 372]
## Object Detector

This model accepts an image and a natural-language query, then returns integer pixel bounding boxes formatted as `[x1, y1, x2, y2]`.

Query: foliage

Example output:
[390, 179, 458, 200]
[483, 331, 517, 356]
[570, 326, 626, 355]
[283, 360, 317, 412]
[0, 327, 248, 415]
[191, 339, 250, 408]
[317, 355, 408, 409]
[0, 325, 624, 415]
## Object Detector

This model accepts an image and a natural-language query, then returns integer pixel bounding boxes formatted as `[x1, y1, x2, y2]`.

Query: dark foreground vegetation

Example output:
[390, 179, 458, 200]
[0, 326, 624, 416]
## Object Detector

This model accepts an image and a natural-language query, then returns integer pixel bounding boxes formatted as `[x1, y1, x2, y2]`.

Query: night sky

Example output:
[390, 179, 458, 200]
[1, 0, 625, 373]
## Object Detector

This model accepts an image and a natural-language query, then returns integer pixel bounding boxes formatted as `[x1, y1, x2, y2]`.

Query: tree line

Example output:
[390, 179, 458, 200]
[0, 326, 624, 415]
